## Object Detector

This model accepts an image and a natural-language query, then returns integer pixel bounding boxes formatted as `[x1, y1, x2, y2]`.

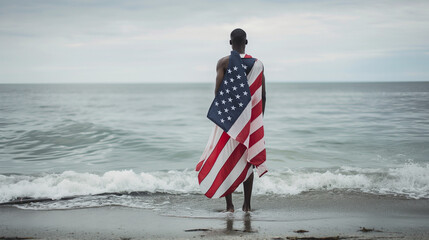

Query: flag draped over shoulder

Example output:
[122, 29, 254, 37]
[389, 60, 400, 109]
[196, 50, 267, 199]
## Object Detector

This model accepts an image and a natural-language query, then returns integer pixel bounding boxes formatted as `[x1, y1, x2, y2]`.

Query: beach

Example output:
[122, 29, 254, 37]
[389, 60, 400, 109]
[1, 0, 429, 238]
[1, 191, 428, 239]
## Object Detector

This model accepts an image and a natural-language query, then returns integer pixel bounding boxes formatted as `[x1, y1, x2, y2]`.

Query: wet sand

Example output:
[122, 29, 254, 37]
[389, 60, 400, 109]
[1, 192, 428, 239]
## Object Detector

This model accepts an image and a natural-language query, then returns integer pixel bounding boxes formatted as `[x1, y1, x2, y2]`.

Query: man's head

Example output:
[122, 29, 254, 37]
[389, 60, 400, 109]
[230, 28, 247, 48]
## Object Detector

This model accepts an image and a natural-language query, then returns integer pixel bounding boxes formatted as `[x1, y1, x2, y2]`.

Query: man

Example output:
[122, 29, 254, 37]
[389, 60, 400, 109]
[196, 28, 267, 212]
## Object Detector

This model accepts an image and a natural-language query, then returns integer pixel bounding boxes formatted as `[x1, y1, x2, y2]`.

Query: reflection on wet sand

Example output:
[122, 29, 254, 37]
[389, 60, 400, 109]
[224, 213, 255, 234]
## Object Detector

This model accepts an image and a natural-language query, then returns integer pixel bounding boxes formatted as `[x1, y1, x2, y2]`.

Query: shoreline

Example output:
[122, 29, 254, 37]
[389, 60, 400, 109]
[1, 191, 428, 239]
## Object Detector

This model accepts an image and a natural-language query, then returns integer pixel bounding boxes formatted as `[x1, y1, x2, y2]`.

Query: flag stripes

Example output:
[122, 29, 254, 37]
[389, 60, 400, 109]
[196, 52, 267, 198]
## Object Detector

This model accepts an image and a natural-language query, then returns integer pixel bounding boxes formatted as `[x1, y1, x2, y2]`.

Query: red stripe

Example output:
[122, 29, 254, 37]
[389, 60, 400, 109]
[249, 72, 263, 95]
[198, 132, 230, 183]
[251, 100, 262, 121]
[249, 149, 266, 166]
[235, 120, 250, 144]
[195, 161, 204, 171]
[249, 126, 264, 148]
[205, 143, 247, 198]
[220, 163, 251, 198]
[259, 169, 268, 177]
[244, 54, 252, 58]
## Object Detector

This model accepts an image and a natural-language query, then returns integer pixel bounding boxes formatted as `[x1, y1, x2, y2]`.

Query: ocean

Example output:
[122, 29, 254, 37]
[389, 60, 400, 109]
[1, 82, 428, 216]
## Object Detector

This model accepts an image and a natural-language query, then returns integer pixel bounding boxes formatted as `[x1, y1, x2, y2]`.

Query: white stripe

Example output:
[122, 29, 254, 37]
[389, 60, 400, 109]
[227, 103, 251, 139]
[256, 162, 268, 177]
[250, 114, 263, 135]
[251, 86, 262, 107]
[248, 138, 265, 161]
[243, 135, 249, 148]
[245, 165, 254, 181]
[199, 138, 239, 193]
[212, 150, 249, 198]
[247, 60, 263, 86]
[199, 125, 224, 164]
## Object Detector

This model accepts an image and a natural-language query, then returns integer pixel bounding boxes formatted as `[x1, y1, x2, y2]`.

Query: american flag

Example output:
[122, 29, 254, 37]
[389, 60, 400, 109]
[196, 50, 267, 198]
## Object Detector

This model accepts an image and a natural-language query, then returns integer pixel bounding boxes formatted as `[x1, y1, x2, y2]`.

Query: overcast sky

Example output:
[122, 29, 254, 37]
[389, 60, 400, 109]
[1, 0, 428, 83]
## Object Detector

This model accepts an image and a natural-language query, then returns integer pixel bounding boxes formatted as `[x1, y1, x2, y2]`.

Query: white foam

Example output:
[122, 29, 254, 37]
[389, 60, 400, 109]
[0, 169, 200, 203]
[1, 163, 428, 204]
[252, 162, 429, 199]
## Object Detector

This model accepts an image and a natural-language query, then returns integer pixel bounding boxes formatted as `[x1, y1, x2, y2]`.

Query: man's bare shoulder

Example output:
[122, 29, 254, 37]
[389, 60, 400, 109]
[216, 55, 229, 70]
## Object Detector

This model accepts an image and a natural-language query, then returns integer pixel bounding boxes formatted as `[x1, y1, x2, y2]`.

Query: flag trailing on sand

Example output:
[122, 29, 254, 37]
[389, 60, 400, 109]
[196, 50, 267, 199]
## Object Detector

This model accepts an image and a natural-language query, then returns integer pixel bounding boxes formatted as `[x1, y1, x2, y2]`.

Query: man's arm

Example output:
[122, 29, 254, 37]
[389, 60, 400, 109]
[262, 72, 266, 115]
[215, 56, 229, 94]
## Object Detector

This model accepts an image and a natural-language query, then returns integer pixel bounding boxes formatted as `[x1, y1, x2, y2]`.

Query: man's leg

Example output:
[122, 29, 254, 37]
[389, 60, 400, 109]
[242, 172, 254, 212]
[225, 193, 234, 212]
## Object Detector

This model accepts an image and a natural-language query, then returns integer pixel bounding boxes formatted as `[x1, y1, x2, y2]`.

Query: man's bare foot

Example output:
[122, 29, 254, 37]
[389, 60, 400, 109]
[225, 205, 234, 212]
[242, 204, 251, 212]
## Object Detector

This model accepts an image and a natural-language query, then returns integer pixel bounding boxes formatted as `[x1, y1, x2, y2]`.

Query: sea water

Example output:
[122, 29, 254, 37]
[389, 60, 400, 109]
[0, 82, 428, 211]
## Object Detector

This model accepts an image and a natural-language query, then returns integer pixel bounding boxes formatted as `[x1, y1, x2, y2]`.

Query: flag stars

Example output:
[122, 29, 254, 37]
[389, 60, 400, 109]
[240, 83, 244, 88]
[226, 89, 230, 93]
[222, 100, 226, 104]
[221, 119, 225, 123]
[227, 69, 232, 74]
[231, 106, 236, 110]
[232, 86, 237, 91]
[233, 66, 238, 71]
[227, 116, 232, 121]
[236, 74, 241, 79]
[220, 91, 224, 95]
[242, 64, 247, 70]
[224, 108, 229, 113]
[235, 94, 240, 99]
[215, 101, 219, 106]
[243, 91, 248, 96]
[228, 97, 233, 102]
[218, 110, 222, 115]
[230, 78, 234, 83]
[239, 102, 243, 107]
[224, 80, 228, 85]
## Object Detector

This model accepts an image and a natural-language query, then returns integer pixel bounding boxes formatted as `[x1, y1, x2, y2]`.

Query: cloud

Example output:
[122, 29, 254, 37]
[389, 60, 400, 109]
[0, 0, 429, 83]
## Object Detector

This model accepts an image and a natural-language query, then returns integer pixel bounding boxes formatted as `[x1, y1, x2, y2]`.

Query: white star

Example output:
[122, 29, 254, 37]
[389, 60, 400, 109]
[235, 94, 240, 99]
[236, 75, 241, 79]
[227, 69, 232, 73]
[244, 72, 246, 76]
[227, 116, 232, 121]
[224, 80, 228, 85]
[224, 108, 229, 113]
[215, 101, 219, 106]
[239, 102, 243, 107]
[243, 91, 248, 96]
[221, 119, 225, 123]
[221, 100, 226, 104]
[242, 64, 247, 70]
[218, 110, 222, 115]
[228, 97, 232, 102]
[232, 86, 237, 91]
[240, 83, 244, 88]
[226, 89, 230, 93]
[231, 106, 236, 110]
[233, 66, 238, 71]
[220, 91, 224, 95]
[230, 78, 234, 83]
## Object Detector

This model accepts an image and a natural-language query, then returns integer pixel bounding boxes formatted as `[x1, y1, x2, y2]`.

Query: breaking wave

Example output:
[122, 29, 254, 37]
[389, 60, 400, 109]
[1, 162, 428, 206]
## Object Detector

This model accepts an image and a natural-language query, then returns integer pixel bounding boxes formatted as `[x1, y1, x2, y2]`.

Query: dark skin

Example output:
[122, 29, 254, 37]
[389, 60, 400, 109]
[215, 40, 266, 212]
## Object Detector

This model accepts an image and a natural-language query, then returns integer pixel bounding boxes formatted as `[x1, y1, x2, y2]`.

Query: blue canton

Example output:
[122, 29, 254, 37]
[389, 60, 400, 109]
[207, 51, 253, 132]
